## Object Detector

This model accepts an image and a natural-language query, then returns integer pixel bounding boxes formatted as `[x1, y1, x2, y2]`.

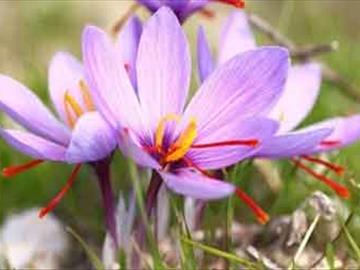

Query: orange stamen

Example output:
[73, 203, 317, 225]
[320, 140, 341, 147]
[2, 160, 44, 177]
[191, 139, 258, 149]
[301, 155, 345, 176]
[235, 188, 269, 224]
[214, 0, 245, 8]
[292, 159, 350, 198]
[39, 164, 82, 218]
[165, 118, 197, 162]
[64, 90, 84, 127]
[79, 80, 95, 111]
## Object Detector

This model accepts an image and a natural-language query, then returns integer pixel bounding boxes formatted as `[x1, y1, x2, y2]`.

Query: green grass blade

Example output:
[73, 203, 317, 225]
[127, 160, 165, 270]
[66, 227, 104, 270]
[325, 243, 335, 270]
[118, 249, 127, 270]
[182, 237, 260, 269]
[343, 223, 360, 264]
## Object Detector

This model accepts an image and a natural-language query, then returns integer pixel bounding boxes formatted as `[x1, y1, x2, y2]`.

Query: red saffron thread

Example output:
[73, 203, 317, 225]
[301, 155, 345, 176]
[215, 0, 245, 8]
[235, 188, 269, 224]
[2, 160, 44, 177]
[183, 156, 214, 178]
[39, 164, 82, 218]
[292, 159, 350, 198]
[191, 139, 258, 149]
[320, 140, 341, 147]
[183, 157, 269, 225]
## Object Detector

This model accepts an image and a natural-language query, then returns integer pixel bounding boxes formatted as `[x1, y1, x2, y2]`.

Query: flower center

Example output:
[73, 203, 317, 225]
[145, 113, 260, 168]
[64, 80, 95, 128]
[152, 113, 197, 165]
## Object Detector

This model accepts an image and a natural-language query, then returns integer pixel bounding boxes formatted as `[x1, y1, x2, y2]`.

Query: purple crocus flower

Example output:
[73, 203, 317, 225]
[0, 17, 142, 246]
[136, 0, 244, 23]
[83, 7, 290, 223]
[197, 11, 360, 197]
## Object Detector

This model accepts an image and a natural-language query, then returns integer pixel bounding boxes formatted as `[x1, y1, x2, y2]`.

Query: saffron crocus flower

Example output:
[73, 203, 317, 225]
[83, 7, 290, 223]
[197, 11, 360, 197]
[0, 53, 116, 211]
[136, 0, 244, 23]
[0, 17, 142, 245]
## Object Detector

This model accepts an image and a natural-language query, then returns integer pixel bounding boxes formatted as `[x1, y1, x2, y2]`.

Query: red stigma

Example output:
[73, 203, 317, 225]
[182, 156, 269, 224]
[320, 140, 341, 147]
[191, 139, 259, 149]
[2, 160, 44, 177]
[183, 156, 214, 178]
[302, 155, 345, 176]
[235, 188, 269, 224]
[215, 0, 245, 8]
[39, 164, 82, 218]
[292, 159, 350, 198]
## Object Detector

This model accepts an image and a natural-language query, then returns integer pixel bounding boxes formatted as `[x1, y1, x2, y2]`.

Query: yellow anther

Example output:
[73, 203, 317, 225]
[64, 91, 84, 127]
[79, 80, 95, 111]
[165, 118, 197, 162]
[155, 114, 181, 149]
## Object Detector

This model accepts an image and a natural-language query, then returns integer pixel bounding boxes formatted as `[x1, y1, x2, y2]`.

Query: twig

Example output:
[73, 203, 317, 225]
[248, 13, 360, 102]
[111, 3, 139, 36]
[248, 13, 296, 50]
[290, 42, 339, 60]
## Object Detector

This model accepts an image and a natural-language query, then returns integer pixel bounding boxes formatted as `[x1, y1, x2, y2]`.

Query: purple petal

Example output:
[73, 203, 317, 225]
[159, 169, 235, 200]
[118, 128, 161, 169]
[0, 128, 66, 161]
[136, 7, 191, 131]
[65, 112, 117, 163]
[183, 47, 289, 140]
[257, 128, 332, 158]
[187, 117, 279, 169]
[269, 63, 322, 133]
[0, 75, 70, 145]
[82, 25, 145, 136]
[136, 0, 162, 13]
[306, 114, 360, 153]
[163, 0, 190, 12]
[179, 0, 209, 22]
[218, 11, 256, 65]
[48, 52, 86, 125]
[115, 16, 142, 88]
[197, 26, 215, 82]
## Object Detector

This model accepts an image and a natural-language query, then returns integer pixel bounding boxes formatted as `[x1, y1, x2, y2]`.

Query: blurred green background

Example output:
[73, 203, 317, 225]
[0, 0, 360, 246]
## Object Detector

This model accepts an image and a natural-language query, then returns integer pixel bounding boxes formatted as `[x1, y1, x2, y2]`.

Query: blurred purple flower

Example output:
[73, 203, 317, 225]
[0, 16, 143, 245]
[136, 0, 245, 23]
[83, 7, 290, 223]
[197, 11, 360, 197]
